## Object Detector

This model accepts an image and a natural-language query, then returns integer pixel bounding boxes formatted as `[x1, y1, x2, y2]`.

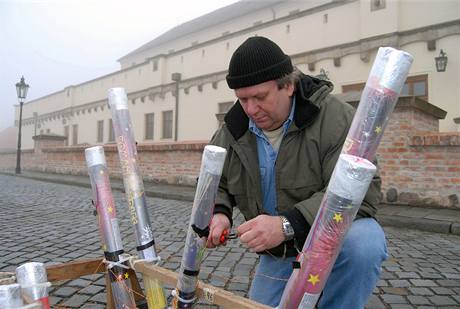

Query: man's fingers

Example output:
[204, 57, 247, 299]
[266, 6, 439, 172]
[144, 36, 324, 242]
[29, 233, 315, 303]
[237, 218, 254, 235]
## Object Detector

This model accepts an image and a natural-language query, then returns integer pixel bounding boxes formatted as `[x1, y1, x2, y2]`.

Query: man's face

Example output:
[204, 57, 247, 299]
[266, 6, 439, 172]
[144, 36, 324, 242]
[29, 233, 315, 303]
[236, 80, 294, 131]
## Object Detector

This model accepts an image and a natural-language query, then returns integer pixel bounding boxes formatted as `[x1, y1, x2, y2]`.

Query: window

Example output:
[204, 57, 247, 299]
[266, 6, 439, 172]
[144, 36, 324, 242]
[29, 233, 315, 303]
[162, 110, 173, 139]
[72, 124, 78, 145]
[342, 74, 428, 101]
[64, 125, 69, 146]
[97, 120, 104, 143]
[145, 113, 155, 140]
[108, 119, 115, 142]
[400, 75, 428, 101]
[153, 60, 158, 71]
[371, 0, 386, 11]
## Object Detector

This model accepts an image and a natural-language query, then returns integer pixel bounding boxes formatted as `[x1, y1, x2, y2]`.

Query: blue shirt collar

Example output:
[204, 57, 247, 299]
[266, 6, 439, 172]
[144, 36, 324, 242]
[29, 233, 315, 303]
[249, 96, 296, 137]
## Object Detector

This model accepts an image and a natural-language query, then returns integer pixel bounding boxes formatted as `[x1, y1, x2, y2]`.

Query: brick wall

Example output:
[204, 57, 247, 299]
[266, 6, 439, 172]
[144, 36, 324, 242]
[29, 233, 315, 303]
[1, 97, 459, 208]
[0, 140, 206, 186]
[377, 97, 459, 208]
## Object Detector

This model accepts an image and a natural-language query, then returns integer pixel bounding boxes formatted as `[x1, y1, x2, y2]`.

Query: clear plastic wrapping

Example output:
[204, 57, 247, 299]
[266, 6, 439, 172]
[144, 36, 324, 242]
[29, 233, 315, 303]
[278, 47, 413, 309]
[107, 88, 166, 309]
[0, 283, 24, 309]
[15, 262, 50, 309]
[342, 47, 413, 161]
[85, 146, 136, 309]
[173, 145, 227, 308]
[279, 155, 376, 308]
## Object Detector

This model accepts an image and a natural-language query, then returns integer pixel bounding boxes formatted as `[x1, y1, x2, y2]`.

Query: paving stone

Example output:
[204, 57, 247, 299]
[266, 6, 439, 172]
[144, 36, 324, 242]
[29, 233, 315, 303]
[407, 295, 431, 305]
[68, 278, 93, 287]
[365, 295, 386, 309]
[79, 284, 105, 295]
[429, 295, 457, 306]
[408, 287, 434, 295]
[53, 286, 79, 297]
[382, 287, 409, 295]
[89, 292, 107, 304]
[410, 279, 438, 287]
[382, 294, 408, 304]
[61, 294, 91, 307]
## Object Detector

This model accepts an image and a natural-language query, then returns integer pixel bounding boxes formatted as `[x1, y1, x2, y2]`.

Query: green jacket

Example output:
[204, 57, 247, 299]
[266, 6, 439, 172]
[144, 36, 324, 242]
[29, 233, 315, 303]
[210, 74, 382, 254]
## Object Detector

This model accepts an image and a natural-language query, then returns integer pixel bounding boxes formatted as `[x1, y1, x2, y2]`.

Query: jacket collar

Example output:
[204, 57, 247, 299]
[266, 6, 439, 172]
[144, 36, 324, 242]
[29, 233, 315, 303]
[224, 74, 333, 140]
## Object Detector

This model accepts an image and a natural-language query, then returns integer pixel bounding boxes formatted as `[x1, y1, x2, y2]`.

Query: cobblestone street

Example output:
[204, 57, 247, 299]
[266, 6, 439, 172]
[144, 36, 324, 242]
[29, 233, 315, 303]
[1, 174, 460, 308]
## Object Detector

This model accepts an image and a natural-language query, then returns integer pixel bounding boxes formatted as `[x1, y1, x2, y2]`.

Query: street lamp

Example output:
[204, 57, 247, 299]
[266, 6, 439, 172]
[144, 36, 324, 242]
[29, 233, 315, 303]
[171, 72, 181, 141]
[435, 49, 448, 72]
[15, 76, 30, 174]
[316, 68, 330, 81]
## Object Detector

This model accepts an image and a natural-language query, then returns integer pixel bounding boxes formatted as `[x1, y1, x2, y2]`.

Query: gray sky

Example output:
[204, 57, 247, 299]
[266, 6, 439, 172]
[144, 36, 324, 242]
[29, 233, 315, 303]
[0, 0, 239, 131]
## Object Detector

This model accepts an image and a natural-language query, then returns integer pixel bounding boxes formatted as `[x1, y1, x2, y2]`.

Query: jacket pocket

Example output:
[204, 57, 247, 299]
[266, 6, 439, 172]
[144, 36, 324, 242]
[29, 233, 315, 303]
[278, 169, 322, 202]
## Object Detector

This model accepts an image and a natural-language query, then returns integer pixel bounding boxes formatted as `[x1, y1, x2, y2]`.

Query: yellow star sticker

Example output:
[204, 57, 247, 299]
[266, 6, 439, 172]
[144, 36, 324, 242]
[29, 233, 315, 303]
[374, 126, 382, 134]
[307, 274, 320, 286]
[107, 207, 113, 214]
[333, 213, 343, 223]
[124, 272, 129, 279]
[102, 244, 107, 251]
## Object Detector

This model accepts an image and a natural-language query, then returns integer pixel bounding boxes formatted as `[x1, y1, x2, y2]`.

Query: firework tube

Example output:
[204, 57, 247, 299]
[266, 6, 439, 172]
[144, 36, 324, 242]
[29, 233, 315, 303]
[342, 47, 413, 161]
[278, 47, 413, 309]
[172, 145, 227, 308]
[279, 154, 376, 308]
[15, 262, 50, 309]
[0, 283, 24, 308]
[85, 146, 137, 309]
[108, 88, 166, 309]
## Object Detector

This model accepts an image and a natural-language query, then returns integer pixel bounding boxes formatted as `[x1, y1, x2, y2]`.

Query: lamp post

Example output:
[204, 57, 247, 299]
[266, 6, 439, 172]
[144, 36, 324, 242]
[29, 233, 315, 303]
[15, 76, 30, 174]
[435, 49, 448, 72]
[171, 72, 181, 141]
[316, 68, 330, 81]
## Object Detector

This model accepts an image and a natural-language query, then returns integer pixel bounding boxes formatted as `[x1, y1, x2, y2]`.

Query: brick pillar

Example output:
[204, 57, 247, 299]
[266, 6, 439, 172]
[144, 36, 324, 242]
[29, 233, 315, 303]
[33, 134, 67, 154]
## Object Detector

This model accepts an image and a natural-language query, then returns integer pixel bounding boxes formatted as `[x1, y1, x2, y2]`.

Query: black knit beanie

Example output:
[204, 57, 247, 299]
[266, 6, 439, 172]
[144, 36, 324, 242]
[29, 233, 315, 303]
[226, 36, 293, 89]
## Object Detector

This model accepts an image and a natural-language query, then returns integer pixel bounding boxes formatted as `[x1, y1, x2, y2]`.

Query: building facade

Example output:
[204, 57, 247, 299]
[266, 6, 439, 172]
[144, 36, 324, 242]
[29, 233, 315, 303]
[15, 0, 460, 149]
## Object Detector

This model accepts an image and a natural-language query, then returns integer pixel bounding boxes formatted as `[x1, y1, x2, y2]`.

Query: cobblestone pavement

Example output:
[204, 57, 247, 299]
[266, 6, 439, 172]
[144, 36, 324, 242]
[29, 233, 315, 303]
[1, 174, 459, 308]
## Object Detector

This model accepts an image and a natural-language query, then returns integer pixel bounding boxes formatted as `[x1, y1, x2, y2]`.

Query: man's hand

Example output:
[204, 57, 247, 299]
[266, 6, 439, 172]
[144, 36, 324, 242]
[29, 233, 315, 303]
[237, 215, 285, 252]
[206, 213, 231, 248]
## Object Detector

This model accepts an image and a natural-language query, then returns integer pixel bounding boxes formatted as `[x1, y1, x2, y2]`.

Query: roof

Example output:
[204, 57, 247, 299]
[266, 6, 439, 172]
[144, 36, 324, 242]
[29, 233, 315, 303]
[119, 0, 282, 61]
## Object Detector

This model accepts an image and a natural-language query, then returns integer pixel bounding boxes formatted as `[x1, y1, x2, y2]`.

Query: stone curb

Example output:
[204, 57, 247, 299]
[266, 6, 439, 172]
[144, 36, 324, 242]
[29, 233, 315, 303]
[0, 171, 195, 202]
[377, 215, 460, 236]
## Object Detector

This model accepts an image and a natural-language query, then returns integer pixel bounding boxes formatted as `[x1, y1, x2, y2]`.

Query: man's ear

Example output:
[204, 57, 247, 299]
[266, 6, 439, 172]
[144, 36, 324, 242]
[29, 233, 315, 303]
[286, 83, 295, 97]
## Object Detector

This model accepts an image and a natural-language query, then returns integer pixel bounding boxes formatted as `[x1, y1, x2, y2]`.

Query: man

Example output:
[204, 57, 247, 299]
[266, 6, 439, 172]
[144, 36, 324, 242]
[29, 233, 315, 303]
[207, 36, 387, 308]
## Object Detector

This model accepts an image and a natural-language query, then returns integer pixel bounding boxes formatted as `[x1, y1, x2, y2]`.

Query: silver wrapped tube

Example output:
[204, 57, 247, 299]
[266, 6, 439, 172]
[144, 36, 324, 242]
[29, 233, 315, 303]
[15, 262, 50, 309]
[343, 47, 413, 161]
[279, 155, 376, 308]
[85, 146, 137, 309]
[108, 88, 166, 309]
[0, 283, 24, 309]
[173, 145, 227, 308]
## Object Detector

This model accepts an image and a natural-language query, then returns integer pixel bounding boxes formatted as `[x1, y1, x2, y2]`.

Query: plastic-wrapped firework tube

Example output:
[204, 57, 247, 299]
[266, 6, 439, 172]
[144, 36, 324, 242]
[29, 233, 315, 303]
[278, 154, 376, 309]
[107, 88, 166, 309]
[0, 283, 24, 309]
[342, 47, 413, 162]
[85, 146, 137, 309]
[173, 145, 227, 308]
[15, 262, 50, 309]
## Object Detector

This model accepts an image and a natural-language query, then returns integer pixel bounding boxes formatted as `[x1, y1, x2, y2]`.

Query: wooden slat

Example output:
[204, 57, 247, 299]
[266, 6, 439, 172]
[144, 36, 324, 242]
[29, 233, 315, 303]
[134, 261, 271, 309]
[46, 258, 105, 281]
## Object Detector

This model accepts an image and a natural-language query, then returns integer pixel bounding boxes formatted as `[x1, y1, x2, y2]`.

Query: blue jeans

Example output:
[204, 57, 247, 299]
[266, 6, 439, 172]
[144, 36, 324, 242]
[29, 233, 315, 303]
[249, 218, 388, 308]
